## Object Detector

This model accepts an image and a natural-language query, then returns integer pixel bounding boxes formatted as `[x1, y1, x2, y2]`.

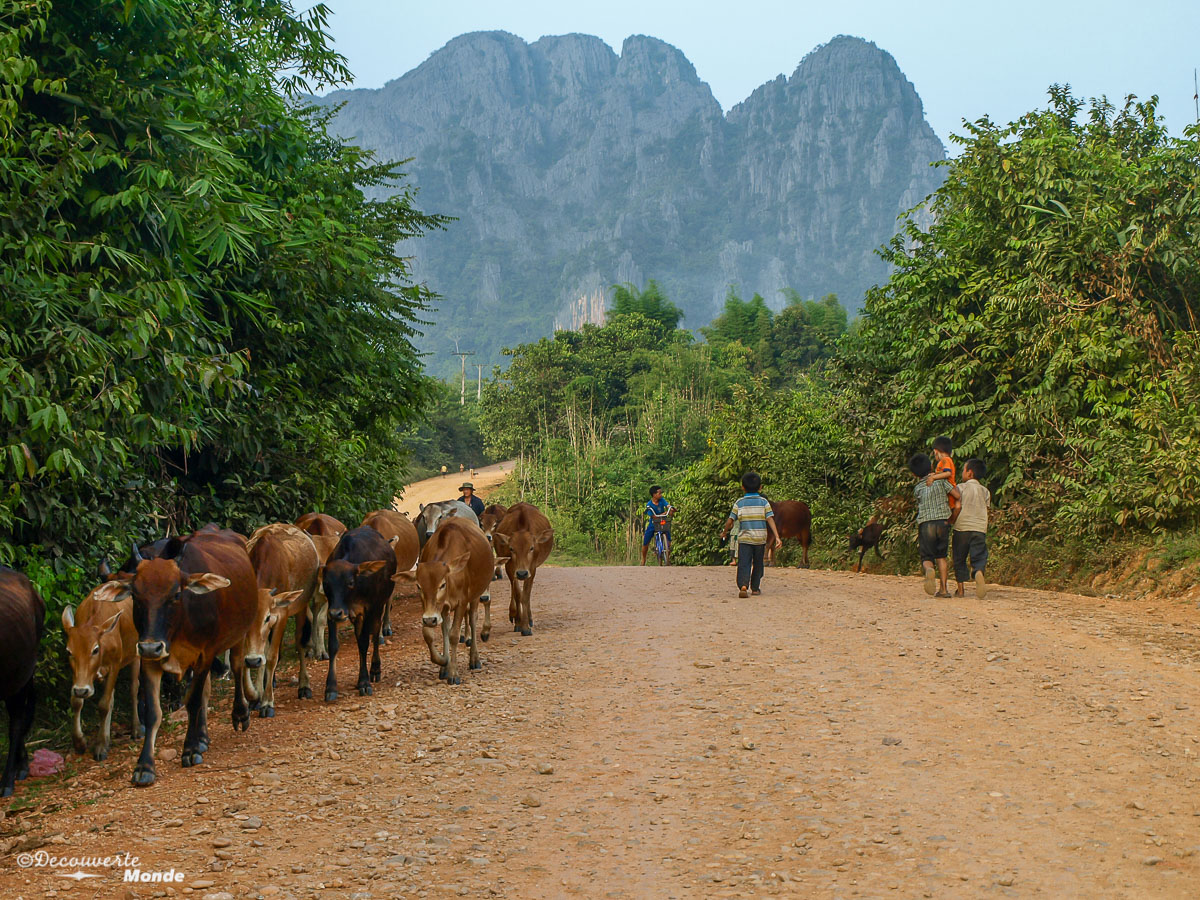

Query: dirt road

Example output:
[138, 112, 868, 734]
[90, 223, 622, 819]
[4, 564, 1200, 899]
[395, 461, 513, 517]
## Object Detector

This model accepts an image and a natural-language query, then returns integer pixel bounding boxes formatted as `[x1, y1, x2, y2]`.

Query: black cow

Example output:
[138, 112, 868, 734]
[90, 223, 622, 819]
[321, 527, 397, 701]
[0, 568, 45, 797]
[849, 517, 885, 573]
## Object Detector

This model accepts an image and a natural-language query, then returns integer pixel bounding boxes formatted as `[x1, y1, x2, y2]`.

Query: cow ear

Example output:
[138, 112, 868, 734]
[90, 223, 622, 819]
[392, 571, 417, 584]
[92, 581, 131, 604]
[61, 605, 76, 631]
[536, 530, 554, 546]
[492, 556, 510, 569]
[492, 533, 510, 549]
[185, 572, 231, 594]
[388, 535, 400, 545]
[272, 590, 302, 609]
[98, 558, 112, 579]
[99, 609, 123, 635]
[356, 560, 387, 577]
[446, 551, 472, 576]
[419, 503, 426, 512]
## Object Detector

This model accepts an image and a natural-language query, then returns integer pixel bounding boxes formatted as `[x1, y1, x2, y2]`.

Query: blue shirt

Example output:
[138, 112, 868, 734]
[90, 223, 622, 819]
[645, 497, 672, 520]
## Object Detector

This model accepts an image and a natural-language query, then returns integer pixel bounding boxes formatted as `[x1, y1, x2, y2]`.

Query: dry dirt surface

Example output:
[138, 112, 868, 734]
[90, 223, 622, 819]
[4, 565, 1200, 899]
[394, 462, 513, 517]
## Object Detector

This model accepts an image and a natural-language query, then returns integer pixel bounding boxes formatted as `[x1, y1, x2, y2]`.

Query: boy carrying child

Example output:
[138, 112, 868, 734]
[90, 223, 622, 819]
[909, 453, 960, 597]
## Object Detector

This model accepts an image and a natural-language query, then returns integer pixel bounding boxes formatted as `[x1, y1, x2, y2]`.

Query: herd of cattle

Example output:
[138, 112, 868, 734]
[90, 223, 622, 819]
[0, 498, 552, 796]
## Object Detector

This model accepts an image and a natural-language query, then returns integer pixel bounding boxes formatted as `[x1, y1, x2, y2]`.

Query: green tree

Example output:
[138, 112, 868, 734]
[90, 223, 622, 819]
[842, 88, 1200, 534]
[610, 280, 684, 332]
[772, 291, 847, 376]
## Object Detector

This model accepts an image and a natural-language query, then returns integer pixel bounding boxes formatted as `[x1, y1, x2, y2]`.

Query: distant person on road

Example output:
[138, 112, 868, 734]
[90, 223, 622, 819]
[719, 472, 780, 598]
[925, 435, 959, 516]
[440, 464, 448, 478]
[910, 452, 961, 598]
[952, 458, 991, 599]
[458, 482, 485, 517]
[641, 485, 675, 565]
[459, 463, 465, 474]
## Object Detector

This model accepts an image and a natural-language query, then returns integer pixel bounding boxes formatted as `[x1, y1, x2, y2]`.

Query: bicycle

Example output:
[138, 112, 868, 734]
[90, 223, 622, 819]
[648, 507, 675, 565]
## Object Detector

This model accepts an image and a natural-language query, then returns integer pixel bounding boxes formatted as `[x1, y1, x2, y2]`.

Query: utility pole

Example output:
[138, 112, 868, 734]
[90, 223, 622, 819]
[450, 339, 474, 406]
[1194, 68, 1198, 125]
[473, 364, 485, 401]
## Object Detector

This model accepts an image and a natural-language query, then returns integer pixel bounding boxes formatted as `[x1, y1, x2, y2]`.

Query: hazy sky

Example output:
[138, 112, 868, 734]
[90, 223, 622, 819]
[316, 0, 1199, 148]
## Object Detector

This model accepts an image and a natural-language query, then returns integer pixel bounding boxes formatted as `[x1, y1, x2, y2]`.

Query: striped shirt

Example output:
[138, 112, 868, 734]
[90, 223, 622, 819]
[728, 494, 773, 545]
[913, 479, 952, 524]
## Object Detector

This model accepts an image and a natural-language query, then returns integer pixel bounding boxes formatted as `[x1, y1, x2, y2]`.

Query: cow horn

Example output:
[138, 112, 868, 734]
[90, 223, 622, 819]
[98, 558, 112, 578]
[132, 542, 144, 563]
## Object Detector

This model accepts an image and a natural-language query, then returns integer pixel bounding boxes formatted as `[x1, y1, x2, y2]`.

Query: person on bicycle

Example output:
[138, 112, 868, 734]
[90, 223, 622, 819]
[641, 485, 675, 565]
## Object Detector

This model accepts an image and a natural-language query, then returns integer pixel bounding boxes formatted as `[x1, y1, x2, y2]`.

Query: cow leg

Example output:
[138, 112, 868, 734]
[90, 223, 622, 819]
[519, 575, 534, 637]
[132, 664, 163, 786]
[445, 606, 464, 685]
[801, 531, 810, 568]
[197, 674, 211, 752]
[2, 681, 32, 797]
[295, 604, 313, 700]
[324, 620, 340, 702]
[369, 617, 383, 685]
[857, 547, 865, 574]
[92, 666, 120, 761]
[260, 610, 288, 718]
[229, 644, 250, 733]
[479, 594, 492, 643]
[874, 544, 884, 561]
[439, 617, 453, 682]
[354, 615, 373, 696]
[423, 624, 446, 667]
[70, 692, 87, 755]
[509, 572, 520, 631]
[310, 594, 329, 661]
[381, 596, 392, 640]
[468, 601, 481, 670]
[182, 666, 213, 766]
[243, 649, 262, 710]
[130, 657, 143, 738]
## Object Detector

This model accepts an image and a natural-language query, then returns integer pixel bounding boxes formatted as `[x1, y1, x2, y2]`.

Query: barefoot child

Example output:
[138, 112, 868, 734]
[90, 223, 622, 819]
[952, 458, 991, 598]
[910, 453, 960, 597]
[718, 472, 781, 598]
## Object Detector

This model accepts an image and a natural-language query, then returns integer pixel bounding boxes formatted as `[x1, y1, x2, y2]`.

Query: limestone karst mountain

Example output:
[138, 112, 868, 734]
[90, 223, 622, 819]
[320, 32, 945, 371]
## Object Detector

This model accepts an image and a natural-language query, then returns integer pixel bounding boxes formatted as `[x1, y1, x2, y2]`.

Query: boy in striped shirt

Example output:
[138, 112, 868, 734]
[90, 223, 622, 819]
[719, 472, 781, 598]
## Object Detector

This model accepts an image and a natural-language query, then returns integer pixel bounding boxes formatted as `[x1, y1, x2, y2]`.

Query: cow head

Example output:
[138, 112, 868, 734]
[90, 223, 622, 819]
[61, 601, 124, 699]
[478, 513, 501, 544]
[243, 589, 303, 668]
[848, 529, 864, 552]
[322, 559, 388, 623]
[493, 529, 552, 581]
[92, 547, 230, 662]
[398, 550, 489, 628]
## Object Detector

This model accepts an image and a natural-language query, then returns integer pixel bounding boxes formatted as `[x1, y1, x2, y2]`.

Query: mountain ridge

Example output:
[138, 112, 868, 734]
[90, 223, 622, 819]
[319, 32, 945, 373]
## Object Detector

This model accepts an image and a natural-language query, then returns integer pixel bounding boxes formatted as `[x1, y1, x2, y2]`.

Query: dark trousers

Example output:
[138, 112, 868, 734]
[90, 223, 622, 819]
[737, 542, 765, 591]
[952, 530, 988, 583]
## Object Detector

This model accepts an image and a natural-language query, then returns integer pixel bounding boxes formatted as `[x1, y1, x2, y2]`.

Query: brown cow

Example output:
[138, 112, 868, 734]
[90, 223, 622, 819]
[479, 504, 508, 543]
[62, 586, 140, 761]
[245, 523, 318, 716]
[399, 518, 502, 685]
[493, 502, 554, 637]
[0, 568, 44, 797]
[321, 527, 396, 701]
[765, 500, 812, 568]
[361, 509, 419, 641]
[295, 512, 346, 660]
[92, 529, 258, 786]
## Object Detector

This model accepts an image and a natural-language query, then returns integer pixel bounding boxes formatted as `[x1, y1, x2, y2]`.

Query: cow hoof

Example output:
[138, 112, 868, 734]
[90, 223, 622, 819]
[449, 675, 461, 685]
[480, 632, 490, 643]
[259, 706, 276, 718]
[298, 687, 312, 699]
[136, 724, 146, 738]
[470, 660, 481, 670]
[370, 670, 381, 683]
[131, 766, 156, 786]
[521, 627, 532, 637]
[438, 666, 448, 681]
[382, 623, 393, 637]
[358, 684, 373, 696]
[316, 652, 329, 661]
[248, 696, 261, 711]
[181, 750, 203, 768]
[325, 690, 338, 702]
[16, 765, 29, 781]
[196, 737, 209, 754]
[513, 624, 520, 632]
[72, 739, 87, 755]
[0, 785, 11, 798]
[92, 746, 109, 762]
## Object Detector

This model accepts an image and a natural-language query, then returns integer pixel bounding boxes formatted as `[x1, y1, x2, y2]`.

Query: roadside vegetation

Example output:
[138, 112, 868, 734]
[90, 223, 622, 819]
[485, 90, 1200, 594]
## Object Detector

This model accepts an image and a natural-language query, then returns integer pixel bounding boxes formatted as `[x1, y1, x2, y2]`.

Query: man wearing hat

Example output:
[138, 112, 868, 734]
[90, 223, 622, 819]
[458, 482, 485, 517]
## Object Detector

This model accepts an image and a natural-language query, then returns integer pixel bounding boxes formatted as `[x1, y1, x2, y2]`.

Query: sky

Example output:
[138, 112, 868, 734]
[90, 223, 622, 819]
[315, 0, 1200, 148]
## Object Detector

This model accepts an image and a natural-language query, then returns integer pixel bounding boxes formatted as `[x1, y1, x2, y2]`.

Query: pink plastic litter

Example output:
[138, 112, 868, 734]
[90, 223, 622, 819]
[28, 749, 64, 777]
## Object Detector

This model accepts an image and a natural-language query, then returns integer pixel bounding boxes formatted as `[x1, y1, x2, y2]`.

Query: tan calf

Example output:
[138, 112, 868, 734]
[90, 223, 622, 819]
[61, 589, 140, 761]
[294, 512, 346, 660]
[493, 502, 554, 637]
[361, 509, 419, 641]
[398, 518, 503, 685]
[245, 524, 318, 716]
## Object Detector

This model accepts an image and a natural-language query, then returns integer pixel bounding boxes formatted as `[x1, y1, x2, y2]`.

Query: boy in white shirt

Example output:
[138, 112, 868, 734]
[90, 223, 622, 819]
[952, 458, 991, 598]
